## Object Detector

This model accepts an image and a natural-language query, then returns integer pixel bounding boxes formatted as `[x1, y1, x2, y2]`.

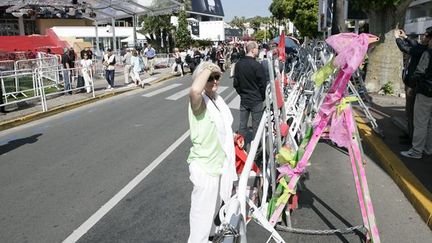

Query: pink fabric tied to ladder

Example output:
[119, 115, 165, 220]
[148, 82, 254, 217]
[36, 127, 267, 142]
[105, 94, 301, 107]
[326, 33, 373, 73]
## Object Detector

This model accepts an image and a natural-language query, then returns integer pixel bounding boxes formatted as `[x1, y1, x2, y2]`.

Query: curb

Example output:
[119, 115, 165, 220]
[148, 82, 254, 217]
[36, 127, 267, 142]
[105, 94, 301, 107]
[355, 115, 432, 229]
[0, 74, 175, 132]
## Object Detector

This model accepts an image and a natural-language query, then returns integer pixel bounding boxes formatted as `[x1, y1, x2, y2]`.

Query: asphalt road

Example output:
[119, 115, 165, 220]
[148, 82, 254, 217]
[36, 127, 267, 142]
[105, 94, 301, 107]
[0, 73, 430, 243]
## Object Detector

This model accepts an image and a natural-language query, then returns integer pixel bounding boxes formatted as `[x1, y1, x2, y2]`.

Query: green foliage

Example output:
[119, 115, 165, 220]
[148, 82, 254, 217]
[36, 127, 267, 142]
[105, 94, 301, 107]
[193, 39, 213, 47]
[381, 81, 394, 95]
[248, 16, 272, 30]
[175, 10, 192, 49]
[230, 16, 246, 31]
[253, 29, 271, 42]
[139, 14, 173, 52]
[139, 15, 173, 37]
[269, 0, 318, 38]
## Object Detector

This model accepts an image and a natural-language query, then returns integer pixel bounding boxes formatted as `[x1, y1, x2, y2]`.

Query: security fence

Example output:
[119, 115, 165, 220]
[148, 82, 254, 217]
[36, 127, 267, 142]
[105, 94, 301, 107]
[1, 64, 95, 113]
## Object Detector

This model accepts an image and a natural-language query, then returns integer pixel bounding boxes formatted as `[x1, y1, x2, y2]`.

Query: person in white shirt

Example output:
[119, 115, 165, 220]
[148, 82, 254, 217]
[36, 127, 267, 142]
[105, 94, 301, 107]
[172, 48, 184, 76]
[122, 49, 132, 85]
[103, 49, 116, 89]
[79, 53, 93, 93]
[130, 50, 143, 87]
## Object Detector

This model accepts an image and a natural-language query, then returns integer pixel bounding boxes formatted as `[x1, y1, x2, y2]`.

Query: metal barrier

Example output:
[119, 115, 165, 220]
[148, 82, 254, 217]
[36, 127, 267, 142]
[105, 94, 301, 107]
[0, 60, 15, 71]
[15, 56, 61, 89]
[1, 65, 95, 112]
[0, 68, 44, 111]
[154, 53, 174, 67]
[217, 35, 382, 243]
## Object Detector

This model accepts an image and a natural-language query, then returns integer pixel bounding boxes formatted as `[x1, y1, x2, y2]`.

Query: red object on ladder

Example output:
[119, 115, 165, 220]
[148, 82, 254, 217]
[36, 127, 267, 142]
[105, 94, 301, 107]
[234, 134, 260, 174]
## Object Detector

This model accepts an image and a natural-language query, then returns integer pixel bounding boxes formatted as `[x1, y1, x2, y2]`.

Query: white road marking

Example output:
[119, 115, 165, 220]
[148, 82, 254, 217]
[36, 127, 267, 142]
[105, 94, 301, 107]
[141, 76, 157, 84]
[228, 95, 240, 110]
[165, 87, 191, 100]
[166, 86, 228, 100]
[62, 130, 190, 243]
[142, 83, 182, 97]
[217, 86, 228, 94]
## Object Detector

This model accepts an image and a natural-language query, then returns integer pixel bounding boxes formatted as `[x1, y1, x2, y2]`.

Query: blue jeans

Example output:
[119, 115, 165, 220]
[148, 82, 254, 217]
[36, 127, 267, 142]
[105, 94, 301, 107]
[239, 101, 264, 141]
[105, 69, 115, 87]
[62, 69, 71, 91]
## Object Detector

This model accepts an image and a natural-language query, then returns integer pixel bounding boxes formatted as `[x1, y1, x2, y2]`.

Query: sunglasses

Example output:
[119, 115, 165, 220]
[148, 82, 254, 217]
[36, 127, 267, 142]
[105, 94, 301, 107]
[207, 74, 221, 82]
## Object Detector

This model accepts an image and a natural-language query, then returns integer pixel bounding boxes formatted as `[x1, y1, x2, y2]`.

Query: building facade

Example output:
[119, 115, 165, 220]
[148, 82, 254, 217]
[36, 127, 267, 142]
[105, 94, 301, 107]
[404, 0, 432, 35]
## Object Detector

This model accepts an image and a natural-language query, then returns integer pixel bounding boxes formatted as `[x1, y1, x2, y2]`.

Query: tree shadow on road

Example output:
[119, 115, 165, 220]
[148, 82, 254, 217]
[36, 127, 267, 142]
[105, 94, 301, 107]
[0, 133, 42, 155]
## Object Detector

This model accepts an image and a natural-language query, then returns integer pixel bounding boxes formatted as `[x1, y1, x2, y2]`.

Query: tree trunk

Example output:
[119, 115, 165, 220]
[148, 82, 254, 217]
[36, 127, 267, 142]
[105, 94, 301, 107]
[364, 0, 413, 94]
[332, 0, 347, 34]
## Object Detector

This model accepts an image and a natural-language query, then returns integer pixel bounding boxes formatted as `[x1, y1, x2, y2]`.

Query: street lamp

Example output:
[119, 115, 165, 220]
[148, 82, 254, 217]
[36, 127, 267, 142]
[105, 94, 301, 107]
[11, 12, 24, 17]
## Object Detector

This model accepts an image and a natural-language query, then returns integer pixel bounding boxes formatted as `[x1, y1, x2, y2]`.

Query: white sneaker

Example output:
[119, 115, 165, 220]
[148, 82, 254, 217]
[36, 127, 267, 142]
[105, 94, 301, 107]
[106, 85, 112, 89]
[400, 150, 422, 159]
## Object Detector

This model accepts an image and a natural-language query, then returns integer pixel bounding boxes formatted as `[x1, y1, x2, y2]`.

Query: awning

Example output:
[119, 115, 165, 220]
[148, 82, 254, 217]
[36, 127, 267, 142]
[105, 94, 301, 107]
[0, 0, 183, 23]
[121, 33, 147, 43]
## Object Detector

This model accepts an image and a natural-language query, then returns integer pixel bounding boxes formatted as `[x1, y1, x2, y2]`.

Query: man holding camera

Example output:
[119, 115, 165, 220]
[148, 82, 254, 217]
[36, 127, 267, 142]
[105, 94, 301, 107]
[400, 28, 432, 159]
[395, 27, 432, 142]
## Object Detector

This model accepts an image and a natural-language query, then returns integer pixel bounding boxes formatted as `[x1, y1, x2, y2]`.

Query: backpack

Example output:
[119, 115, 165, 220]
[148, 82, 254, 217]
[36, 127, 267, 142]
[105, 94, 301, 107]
[185, 54, 192, 63]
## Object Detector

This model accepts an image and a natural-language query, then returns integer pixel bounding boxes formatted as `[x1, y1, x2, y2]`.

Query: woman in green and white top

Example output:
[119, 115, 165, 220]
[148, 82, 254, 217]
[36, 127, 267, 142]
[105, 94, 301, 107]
[187, 62, 236, 243]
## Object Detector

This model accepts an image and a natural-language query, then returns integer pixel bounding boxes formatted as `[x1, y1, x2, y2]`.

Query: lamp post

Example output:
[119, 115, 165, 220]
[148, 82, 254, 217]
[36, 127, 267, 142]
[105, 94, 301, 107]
[111, 18, 117, 53]
[133, 14, 137, 48]
[12, 12, 25, 35]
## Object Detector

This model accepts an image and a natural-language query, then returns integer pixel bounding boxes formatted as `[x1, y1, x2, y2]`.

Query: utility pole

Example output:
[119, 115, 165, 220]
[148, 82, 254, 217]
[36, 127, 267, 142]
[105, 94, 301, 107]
[331, 0, 347, 34]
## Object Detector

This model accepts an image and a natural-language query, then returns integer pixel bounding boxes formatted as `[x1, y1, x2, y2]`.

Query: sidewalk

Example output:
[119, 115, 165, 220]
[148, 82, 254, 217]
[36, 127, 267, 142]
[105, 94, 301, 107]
[355, 93, 432, 229]
[0, 67, 175, 131]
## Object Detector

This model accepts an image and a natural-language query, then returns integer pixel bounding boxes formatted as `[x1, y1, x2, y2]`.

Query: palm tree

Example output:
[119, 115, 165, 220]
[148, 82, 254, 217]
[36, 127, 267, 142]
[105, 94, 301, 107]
[139, 15, 174, 52]
[230, 16, 246, 33]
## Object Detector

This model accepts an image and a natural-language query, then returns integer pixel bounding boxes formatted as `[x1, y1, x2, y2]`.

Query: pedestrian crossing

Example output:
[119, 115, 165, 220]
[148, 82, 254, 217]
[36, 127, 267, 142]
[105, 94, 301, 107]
[142, 83, 182, 97]
[141, 83, 240, 109]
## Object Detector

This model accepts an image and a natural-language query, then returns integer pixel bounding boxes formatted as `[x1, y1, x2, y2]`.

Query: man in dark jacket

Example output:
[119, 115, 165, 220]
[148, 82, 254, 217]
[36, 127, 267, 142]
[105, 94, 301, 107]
[234, 41, 266, 140]
[61, 48, 72, 94]
[395, 27, 432, 140]
[400, 37, 432, 159]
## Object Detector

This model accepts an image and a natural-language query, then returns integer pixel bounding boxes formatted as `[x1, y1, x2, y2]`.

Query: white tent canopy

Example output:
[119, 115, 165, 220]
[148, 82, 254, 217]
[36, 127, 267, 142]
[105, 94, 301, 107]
[1, 0, 183, 52]
[121, 33, 147, 43]
[84, 0, 183, 23]
[1, 0, 183, 23]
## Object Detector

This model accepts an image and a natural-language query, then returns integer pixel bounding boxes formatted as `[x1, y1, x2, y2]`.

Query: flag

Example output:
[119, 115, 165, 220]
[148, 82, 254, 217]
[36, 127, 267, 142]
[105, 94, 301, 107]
[278, 31, 286, 62]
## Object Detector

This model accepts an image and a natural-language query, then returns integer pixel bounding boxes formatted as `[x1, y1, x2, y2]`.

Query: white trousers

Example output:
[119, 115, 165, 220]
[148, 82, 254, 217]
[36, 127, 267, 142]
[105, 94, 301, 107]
[172, 63, 184, 76]
[82, 70, 92, 93]
[230, 62, 236, 77]
[188, 163, 220, 243]
[412, 93, 432, 154]
[130, 70, 141, 84]
[124, 64, 132, 84]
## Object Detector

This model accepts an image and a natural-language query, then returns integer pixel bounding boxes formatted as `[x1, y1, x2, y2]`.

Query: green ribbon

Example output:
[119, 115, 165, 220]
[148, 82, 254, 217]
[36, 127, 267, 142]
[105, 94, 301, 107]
[275, 178, 296, 207]
[311, 57, 337, 86]
[336, 96, 358, 115]
[276, 146, 296, 167]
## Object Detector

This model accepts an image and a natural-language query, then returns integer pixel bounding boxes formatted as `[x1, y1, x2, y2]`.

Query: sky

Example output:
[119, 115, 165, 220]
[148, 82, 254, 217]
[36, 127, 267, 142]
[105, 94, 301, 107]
[220, 0, 273, 21]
